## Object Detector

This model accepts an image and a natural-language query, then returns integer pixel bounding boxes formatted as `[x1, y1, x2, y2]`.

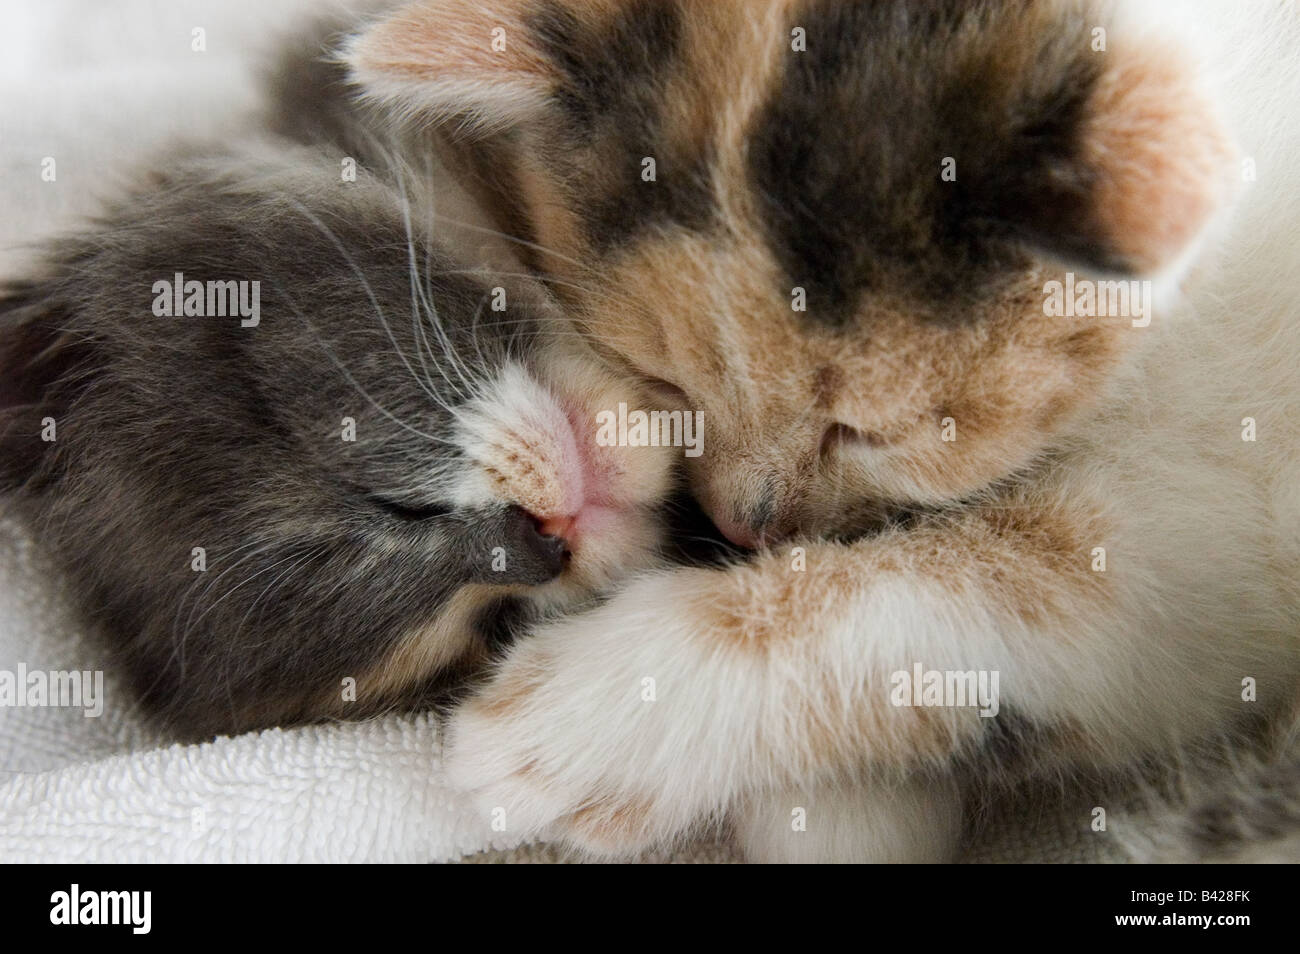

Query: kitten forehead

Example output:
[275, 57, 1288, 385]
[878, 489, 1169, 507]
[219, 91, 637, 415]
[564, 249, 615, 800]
[518, 0, 1102, 323]
[511, 0, 1226, 326]
[747, 0, 1097, 327]
[354, 0, 1232, 307]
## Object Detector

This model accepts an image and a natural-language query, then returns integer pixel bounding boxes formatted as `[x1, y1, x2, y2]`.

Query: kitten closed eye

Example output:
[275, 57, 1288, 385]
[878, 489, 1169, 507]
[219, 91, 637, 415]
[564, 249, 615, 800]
[368, 495, 454, 521]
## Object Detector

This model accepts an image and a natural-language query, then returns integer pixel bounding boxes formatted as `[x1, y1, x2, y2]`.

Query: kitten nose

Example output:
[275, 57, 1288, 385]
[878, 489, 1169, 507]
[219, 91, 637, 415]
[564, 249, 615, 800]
[508, 506, 570, 576]
[537, 514, 576, 541]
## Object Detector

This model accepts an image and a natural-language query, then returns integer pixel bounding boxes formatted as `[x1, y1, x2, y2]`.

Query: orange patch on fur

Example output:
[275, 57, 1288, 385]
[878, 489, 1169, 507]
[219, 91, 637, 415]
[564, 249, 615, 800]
[478, 661, 551, 719]
[358, 588, 492, 701]
[567, 794, 655, 849]
[352, 0, 553, 88]
[1083, 42, 1236, 273]
[871, 493, 1114, 631]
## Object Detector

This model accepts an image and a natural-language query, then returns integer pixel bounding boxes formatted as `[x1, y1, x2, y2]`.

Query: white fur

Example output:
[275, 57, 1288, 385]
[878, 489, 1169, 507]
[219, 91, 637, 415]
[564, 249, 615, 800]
[449, 349, 675, 607]
[451, 360, 586, 515]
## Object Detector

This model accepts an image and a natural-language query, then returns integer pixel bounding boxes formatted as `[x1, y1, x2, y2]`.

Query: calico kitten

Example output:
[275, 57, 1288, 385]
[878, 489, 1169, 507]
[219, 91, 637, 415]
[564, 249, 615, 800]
[0, 142, 673, 740]
[344, 0, 1300, 860]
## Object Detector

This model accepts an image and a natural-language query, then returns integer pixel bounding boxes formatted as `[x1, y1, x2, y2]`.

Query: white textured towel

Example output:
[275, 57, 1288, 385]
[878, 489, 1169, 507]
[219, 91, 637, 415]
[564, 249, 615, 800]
[0, 514, 534, 864]
[0, 713, 515, 864]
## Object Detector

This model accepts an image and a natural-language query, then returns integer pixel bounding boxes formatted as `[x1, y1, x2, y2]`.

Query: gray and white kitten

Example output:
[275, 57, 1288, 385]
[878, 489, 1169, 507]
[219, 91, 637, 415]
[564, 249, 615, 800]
[0, 144, 673, 739]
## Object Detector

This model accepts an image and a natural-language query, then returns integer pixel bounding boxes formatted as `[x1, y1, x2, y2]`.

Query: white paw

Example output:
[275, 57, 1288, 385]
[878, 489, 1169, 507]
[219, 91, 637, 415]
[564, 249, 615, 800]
[443, 569, 726, 856]
[443, 692, 582, 844]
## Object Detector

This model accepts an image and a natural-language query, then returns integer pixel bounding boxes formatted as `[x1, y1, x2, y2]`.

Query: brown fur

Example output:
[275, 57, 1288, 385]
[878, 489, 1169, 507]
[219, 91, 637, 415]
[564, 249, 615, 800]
[356, 588, 493, 703]
[349, 0, 1232, 542]
[1082, 39, 1238, 272]
[477, 656, 554, 719]
[351, 0, 556, 91]
[689, 487, 1112, 770]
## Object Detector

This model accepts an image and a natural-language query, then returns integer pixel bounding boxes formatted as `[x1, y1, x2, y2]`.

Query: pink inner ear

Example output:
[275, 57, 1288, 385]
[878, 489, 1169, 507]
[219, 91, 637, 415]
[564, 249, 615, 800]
[1081, 47, 1238, 274]
[346, 0, 552, 123]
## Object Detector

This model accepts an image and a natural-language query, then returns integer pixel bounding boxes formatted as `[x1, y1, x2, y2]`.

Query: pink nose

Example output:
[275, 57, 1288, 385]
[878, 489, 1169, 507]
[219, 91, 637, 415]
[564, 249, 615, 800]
[537, 514, 577, 542]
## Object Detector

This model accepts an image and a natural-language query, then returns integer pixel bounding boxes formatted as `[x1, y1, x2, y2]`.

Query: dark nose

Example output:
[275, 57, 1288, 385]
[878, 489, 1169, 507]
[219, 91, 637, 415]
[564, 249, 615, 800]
[508, 505, 570, 578]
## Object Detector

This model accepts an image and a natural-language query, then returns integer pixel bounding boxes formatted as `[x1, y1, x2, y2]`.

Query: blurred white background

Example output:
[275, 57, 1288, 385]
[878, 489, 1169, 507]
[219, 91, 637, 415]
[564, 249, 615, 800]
[0, 0, 374, 271]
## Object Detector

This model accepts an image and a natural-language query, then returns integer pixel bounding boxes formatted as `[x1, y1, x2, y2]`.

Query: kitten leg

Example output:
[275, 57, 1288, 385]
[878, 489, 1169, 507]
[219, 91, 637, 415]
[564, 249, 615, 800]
[446, 486, 1289, 856]
[734, 772, 962, 864]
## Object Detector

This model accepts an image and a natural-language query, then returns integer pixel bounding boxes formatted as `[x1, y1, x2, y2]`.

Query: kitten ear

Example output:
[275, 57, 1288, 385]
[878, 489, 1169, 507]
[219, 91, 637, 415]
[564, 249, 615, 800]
[345, 0, 553, 131]
[1007, 40, 1238, 277]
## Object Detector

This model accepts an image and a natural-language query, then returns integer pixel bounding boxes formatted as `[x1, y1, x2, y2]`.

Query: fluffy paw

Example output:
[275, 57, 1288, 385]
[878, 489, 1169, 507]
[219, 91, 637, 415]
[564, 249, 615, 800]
[443, 570, 721, 855]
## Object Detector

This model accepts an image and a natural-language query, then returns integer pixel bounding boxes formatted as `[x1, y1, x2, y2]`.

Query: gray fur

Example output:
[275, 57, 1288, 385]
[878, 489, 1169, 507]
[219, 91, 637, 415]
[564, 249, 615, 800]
[1121, 731, 1300, 863]
[0, 144, 569, 739]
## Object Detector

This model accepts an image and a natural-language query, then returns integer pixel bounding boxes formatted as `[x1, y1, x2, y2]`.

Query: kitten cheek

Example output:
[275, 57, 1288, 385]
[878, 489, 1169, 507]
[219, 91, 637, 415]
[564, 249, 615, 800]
[536, 354, 676, 508]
